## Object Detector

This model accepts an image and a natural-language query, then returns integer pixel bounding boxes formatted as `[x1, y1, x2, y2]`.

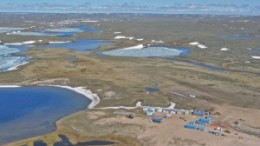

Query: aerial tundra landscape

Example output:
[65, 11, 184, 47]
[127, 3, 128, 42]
[0, 0, 259, 146]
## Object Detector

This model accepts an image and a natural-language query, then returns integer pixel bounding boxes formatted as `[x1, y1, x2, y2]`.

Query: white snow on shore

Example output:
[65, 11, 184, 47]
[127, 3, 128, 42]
[23, 41, 36, 45]
[221, 48, 230, 51]
[123, 44, 144, 50]
[151, 40, 164, 44]
[189, 42, 207, 49]
[189, 42, 200, 45]
[0, 85, 21, 88]
[50, 85, 100, 108]
[114, 35, 126, 39]
[6, 61, 29, 71]
[252, 56, 260, 59]
[114, 35, 134, 40]
[113, 32, 122, 34]
[48, 41, 71, 44]
[197, 44, 207, 49]
[5, 40, 36, 45]
[136, 38, 144, 41]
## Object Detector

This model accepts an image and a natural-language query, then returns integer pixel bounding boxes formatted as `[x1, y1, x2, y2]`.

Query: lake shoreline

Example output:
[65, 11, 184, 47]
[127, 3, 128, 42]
[0, 84, 100, 108]
[0, 84, 100, 145]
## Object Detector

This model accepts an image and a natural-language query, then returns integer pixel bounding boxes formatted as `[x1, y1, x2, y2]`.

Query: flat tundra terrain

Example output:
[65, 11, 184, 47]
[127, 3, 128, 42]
[0, 13, 259, 146]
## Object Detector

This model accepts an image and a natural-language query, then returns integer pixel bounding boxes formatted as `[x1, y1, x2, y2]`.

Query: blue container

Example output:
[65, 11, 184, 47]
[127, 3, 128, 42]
[152, 117, 163, 123]
[184, 123, 196, 129]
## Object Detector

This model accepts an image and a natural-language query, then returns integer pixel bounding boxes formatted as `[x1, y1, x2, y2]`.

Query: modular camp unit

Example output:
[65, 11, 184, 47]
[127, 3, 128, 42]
[152, 117, 163, 123]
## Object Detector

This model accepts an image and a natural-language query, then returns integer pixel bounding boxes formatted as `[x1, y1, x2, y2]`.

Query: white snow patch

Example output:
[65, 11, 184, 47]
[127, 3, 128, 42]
[113, 32, 122, 34]
[221, 48, 230, 51]
[197, 44, 207, 49]
[23, 40, 36, 45]
[244, 61, 251, 64]
[123, 44, 144, 50]
[5, 40, 36, 45]
[114, 35, 134, 40]
[114, 35, 126, 39]
[189, 42, 200, 45]
[189, 42, 207, 49]
[6, 61, 29, 71]
[136, 38, 144, 41]
[252, 56, 260, 59]
[50, 85, 100, 108]
[0, 85, 21, 88]
[151, 40, 164, 44]
[48, 41, 71, 44]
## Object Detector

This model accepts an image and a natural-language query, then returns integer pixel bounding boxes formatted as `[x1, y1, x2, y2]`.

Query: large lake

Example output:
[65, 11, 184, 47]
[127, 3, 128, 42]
[0, 86, 91, 145]
[11, 25, 100, 38]
[42, 39, 113, 51]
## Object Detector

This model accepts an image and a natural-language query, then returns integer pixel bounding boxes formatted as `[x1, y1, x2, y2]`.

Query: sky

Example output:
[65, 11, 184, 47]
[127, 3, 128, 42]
[0, 0, 259, 15]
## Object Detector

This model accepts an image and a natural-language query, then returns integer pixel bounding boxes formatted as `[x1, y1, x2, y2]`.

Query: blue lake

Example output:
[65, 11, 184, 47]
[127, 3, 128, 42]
[101, 46, 227, 72]
[102, 46, 190, 58]
[250, 48, 260, 54]
[12, 26, 100, 38]
[42, 39, 113, 51]
[52, 134, 115, 146]
[145, 87, 159, 93]
[221, 34, 253, 40]
[0, 86, 91, 145]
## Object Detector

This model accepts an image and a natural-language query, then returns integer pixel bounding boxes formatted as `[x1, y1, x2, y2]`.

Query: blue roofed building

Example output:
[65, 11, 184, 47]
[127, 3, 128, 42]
[195, 118, 212, 125]
[197, 125, 206, 131]
[146, 108, 155, 116]
[152, 117, 163, 123]
[192, 110, 205, 116]
[184, 123, 196, 130]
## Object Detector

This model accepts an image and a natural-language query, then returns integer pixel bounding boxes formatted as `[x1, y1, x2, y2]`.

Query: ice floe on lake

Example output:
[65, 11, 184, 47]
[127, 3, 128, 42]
[11, 31, 58, 36]
[0, 27, 25, 33]
[0, 45, 29, 72]
[0, 45, 20, 55]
